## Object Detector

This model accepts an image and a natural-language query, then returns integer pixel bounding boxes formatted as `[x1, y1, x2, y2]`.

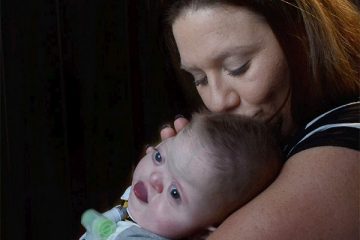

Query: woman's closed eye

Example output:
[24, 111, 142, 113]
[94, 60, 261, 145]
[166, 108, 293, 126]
[181, 69, 208, 87]
[227, 60, 251, 77]
[194, 76, 208, 87]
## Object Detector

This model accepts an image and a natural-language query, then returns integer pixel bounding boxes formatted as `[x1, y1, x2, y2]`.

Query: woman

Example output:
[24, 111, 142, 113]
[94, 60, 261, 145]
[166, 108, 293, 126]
[156, 0, 359, 239]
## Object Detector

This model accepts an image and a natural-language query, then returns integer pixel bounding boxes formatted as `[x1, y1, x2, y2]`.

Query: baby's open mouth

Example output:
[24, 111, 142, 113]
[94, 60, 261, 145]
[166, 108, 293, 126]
[133, 181, 148, 203]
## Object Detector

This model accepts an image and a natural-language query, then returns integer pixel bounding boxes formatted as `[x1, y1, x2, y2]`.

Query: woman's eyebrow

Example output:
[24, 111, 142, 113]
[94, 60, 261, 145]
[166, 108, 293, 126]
[213, 45, 250, 61]
[180, 45, 255, 71]
[180, 64, 200, 72]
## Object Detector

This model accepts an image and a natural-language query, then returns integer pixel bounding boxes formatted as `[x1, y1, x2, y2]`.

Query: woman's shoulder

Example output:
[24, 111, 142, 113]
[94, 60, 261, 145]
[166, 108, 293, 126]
[285, 101, 360, 158]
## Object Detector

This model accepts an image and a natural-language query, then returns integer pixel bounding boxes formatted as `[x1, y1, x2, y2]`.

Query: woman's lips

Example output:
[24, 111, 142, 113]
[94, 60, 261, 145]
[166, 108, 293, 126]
[133, 181, 148, 203]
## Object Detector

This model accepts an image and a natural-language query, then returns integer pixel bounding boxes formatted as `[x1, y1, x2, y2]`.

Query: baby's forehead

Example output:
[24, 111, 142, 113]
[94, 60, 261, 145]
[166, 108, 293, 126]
[178, 121, 204, 142]
[171, 131, 215, 178]
[155, 122, 200, 148]
[172, 125, 207, 156]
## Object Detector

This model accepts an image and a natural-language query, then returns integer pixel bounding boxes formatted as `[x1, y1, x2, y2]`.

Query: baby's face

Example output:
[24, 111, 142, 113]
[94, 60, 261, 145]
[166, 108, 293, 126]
[128, 131, 217, 238]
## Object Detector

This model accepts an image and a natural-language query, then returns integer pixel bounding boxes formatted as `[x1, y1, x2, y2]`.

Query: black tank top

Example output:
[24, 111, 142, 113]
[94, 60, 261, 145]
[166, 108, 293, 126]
[284, 101, 360, 158]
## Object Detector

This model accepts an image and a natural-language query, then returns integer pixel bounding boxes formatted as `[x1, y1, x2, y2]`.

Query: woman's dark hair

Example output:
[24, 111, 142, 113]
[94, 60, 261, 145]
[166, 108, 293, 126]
[161, 0, 360, 126]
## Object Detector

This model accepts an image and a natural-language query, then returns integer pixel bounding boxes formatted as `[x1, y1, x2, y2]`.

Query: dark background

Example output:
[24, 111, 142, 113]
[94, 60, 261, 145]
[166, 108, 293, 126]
[0, 1, 200, 239]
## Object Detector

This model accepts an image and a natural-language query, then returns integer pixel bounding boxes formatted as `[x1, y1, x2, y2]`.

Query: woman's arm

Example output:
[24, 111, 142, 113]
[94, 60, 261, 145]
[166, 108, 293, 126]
[208, 146, 359, 240]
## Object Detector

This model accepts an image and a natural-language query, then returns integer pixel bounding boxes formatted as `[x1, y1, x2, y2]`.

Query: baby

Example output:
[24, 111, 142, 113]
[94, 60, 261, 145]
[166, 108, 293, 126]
[81, 112, 282, 239]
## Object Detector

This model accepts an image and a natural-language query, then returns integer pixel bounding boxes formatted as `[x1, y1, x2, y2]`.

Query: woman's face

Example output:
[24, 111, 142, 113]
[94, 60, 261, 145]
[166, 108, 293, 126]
[172, 5, 295, 135]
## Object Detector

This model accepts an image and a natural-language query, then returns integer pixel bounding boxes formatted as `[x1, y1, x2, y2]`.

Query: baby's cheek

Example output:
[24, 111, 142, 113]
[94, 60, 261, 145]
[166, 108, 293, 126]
[154, 216, 179, 233]
[150, 215, 193, 238]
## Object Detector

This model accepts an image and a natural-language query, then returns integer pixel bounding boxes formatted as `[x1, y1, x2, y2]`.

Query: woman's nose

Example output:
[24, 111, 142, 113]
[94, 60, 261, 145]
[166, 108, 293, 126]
[149, 172, 164, 193]
[208, 83, 240, 112]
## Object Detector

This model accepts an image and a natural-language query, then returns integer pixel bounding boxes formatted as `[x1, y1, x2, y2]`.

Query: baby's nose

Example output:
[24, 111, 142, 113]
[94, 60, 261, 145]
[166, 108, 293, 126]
[149, 172, 164, 193]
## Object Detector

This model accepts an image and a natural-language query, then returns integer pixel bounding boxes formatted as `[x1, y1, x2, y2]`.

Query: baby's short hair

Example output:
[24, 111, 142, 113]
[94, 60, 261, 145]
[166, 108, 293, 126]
[184, 112, 283, 220]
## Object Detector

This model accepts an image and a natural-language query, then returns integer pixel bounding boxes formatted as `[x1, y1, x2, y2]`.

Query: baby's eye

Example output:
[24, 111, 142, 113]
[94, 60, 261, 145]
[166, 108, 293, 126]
[152, 150, 162, 164]
[170, 186, 181, 200]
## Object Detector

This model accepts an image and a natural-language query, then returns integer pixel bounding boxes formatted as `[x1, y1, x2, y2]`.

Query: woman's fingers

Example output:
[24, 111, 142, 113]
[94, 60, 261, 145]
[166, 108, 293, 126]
[159, 115, 190, 140]
[145, 145, 154, 155]
[145, 115, 190, 155]
[160, 124, 177, 140]
[174, 116, 189, 132]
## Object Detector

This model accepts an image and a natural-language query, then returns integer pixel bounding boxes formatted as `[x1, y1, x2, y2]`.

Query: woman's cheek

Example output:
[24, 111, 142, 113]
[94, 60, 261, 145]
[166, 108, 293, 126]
[196, 88, 212, 108]
[239, 76, 274, 105]
[245, 60, 289, 105]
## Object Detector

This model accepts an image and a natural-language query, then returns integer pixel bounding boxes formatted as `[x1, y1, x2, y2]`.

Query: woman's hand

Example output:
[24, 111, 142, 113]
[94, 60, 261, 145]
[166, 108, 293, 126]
[146, 115, 189, 154]
[160, 115, 189, 140]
